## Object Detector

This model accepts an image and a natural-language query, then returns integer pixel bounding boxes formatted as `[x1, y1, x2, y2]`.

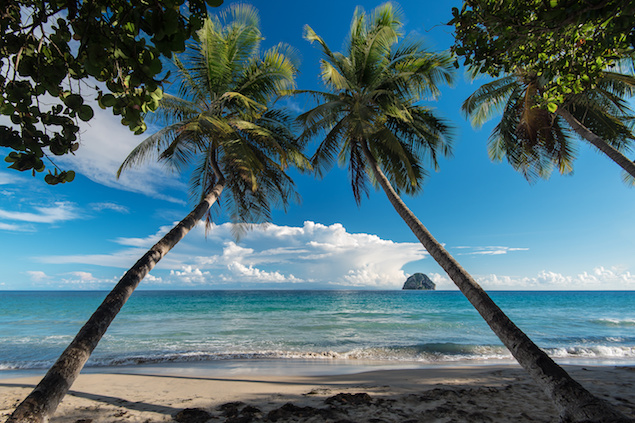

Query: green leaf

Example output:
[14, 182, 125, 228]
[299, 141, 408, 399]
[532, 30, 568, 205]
[78, 105, 94, 121]
[100, 93, 116, 107]
[63, 94, 83, 109]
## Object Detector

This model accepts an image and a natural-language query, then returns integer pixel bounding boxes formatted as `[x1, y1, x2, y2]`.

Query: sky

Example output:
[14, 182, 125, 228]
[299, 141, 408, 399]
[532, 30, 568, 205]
[1, 0, 634, 291]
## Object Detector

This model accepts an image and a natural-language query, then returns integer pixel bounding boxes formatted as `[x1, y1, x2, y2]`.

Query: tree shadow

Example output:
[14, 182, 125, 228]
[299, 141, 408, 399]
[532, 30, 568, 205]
[0, 381, 181, 417]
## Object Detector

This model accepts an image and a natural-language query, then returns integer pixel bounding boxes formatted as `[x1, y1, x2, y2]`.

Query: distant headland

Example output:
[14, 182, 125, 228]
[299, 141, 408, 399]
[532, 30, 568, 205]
[402, 273, 436, 290]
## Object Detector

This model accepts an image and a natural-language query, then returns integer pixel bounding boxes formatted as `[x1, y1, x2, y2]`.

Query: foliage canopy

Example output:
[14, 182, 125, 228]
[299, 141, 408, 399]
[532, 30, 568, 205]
[1, 0, 222, 184]
[450, 0, 635, 112]
[297, 3, 454, 204]
[118, 4, 308, 228]
[462, 69, 635, 181]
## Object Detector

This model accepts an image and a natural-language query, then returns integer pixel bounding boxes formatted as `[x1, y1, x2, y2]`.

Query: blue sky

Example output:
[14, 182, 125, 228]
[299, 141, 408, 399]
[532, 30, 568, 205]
[1, 0, 634, 291]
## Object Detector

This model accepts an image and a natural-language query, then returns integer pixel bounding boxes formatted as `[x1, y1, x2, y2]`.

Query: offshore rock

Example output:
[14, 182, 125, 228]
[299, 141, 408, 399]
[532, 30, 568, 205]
[402, 273, 436, 290]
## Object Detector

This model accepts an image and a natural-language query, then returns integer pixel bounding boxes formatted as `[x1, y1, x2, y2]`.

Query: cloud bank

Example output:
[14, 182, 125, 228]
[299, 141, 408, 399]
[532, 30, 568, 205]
[29, 220, 632, 291]
[37, 221, 428, 289]
[430, 266, 635, 291]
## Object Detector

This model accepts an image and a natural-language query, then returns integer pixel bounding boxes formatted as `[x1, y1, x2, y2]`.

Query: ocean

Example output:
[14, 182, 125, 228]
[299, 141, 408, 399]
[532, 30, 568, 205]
[1, 290, 634, 378]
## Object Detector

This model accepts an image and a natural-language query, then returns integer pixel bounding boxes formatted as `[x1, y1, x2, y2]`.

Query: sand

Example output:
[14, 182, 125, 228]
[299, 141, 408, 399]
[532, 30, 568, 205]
[1, 364, 634, 422]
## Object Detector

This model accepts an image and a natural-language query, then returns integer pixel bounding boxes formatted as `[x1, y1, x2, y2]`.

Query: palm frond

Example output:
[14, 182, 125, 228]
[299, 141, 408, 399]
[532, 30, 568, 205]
[117, 122, 188, 177]
[347, 139, 370, 204]
[120, 6, 303, 232]
[310, 114, 350, 177]
[147, 94, 200, 125]
[462, 75, 518, 127]
[295, 2, 455, 204]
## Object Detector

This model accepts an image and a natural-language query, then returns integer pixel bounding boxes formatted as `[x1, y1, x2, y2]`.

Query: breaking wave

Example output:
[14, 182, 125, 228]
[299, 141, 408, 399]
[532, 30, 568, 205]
[2, 342, 634, 371]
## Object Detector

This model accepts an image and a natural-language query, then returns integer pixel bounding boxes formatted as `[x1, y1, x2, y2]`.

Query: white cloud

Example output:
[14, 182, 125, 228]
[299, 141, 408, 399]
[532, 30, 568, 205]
[415, 266, 635, 292]
[0, 171, 22, 185]
[38, 250, 148, 268]
[58, 105, 187, 204]
[36, 221, 429, 289]
[26, 270, 51, 282]
[90, 202, 129, 213]
[0, 222, 33, 231]
[434, 266, 635, 291]
[30, 219, 634, 291]
[113, 230, 166, 248]
[51, 274, 119, 290]
[24, 269, 129, 290]
[227, 261, 302, 283]
[68, 271, 96, 281]
[170, 265, 212, 284]
[0, 202, 79, 223]
[454, 246, 529, 256]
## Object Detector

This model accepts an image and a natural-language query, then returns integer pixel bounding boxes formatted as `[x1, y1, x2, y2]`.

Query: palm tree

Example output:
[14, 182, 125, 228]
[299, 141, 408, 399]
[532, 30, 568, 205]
[462, 69, 635, 182]
[295, 3, 631, 422]
[7, 5, 307, 423]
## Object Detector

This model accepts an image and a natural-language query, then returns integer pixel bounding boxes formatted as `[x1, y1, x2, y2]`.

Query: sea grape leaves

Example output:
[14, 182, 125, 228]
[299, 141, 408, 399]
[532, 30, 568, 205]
[449, 0, 635, 110]
[0, 0, 223, 184]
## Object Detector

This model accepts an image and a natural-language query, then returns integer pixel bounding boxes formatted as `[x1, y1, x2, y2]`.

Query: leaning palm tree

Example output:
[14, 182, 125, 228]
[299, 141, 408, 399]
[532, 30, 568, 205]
[462, 69, 635, 182]
[295, 3, 631, 422]
[7, 5, 307, 423]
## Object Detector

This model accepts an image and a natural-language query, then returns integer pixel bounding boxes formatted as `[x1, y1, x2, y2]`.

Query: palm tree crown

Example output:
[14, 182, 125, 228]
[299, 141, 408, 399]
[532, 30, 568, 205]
[462, 69, 635, 182]
[293, 4, 632, 421]
[119, 3, 308, 225]
[7, 6, 310, 422]
[296, 2, 454, 201]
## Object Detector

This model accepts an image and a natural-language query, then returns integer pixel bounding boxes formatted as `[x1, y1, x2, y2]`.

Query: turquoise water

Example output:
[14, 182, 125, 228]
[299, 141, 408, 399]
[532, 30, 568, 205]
[1, 290, 634, 375]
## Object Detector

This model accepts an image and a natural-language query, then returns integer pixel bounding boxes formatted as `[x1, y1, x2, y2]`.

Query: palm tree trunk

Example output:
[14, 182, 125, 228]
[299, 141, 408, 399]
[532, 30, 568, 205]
[556, 107, 635, 179]
[360, 141, 631, 423]
[6, 180, 225, 423]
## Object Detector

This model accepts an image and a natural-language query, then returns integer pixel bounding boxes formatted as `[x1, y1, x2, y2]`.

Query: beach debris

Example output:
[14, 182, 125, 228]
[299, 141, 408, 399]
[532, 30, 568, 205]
[173, 407, 213, 423]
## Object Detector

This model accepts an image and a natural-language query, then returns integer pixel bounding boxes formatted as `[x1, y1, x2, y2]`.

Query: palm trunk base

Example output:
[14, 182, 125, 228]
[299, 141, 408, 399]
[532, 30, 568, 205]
[359, 141, 632, 423]
[6, 182, 225, 423]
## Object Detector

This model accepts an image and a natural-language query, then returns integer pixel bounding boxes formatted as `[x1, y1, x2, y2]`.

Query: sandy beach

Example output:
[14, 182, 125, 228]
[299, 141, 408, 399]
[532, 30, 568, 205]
[2, 364, 634, 422]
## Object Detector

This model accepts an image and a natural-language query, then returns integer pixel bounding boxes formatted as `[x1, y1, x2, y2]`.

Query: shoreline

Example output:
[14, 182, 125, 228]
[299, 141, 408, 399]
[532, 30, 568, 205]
[3, 354, 635, 380]
[2, 363, 634, 422]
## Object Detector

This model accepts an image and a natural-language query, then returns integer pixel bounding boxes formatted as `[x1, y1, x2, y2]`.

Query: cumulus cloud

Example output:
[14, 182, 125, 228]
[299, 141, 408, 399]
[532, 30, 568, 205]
[170, 265, 212, 284]
[31, 219, 633, 291]
[0, 201, 79, 223]
[26, 270, 51, 282]
[36, 221, 429, 289]
[416, 266, 635, 292]
[444, 266, 635, 291]
[67, 271, 96, 281]
[226, 262, 302, 283]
